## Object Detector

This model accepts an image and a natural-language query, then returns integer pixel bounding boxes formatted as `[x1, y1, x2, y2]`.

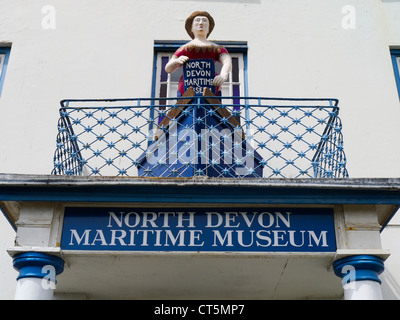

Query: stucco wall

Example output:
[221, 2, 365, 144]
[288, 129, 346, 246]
[1, 0, 400, 299]
[0, 0, 400, 177]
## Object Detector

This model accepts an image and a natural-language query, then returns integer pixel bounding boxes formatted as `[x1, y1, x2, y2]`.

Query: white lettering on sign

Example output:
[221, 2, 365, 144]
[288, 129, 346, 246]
[183, 59, 215, 95]
[66, 210, 332, 250]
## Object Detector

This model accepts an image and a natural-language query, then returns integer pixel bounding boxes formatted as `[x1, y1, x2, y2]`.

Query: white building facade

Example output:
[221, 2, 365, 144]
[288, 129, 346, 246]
[1, 0, 400, 300]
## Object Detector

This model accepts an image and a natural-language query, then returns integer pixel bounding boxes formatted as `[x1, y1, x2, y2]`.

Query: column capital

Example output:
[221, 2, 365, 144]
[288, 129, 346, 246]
[333, 255, 384, 284]
[13, 252, 64, 280]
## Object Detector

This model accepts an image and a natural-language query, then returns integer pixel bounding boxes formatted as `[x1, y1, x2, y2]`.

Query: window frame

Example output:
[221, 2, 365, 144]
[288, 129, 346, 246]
[151, 41, 248, 126]
[0, 46, 11, 98]
[152, 40, 249, 99]
[390, 49, 400, 101]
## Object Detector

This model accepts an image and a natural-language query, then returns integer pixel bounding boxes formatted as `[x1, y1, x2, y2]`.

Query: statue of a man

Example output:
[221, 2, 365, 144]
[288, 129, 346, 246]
[165, 11, 232, 96]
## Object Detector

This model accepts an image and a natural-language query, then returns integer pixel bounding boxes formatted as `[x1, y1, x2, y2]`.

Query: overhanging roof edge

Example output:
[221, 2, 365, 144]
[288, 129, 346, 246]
[1, 173, 400, 190]
[0, 174, 400, 204]
[1, 174, 399, 231]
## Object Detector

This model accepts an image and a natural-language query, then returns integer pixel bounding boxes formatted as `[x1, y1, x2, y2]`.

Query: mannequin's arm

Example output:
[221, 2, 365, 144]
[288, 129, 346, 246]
[165, 55, 189, 74]
[212, 53, 232, 86]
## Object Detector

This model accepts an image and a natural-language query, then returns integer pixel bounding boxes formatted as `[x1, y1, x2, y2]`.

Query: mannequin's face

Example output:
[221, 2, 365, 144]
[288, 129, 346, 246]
[191, 16, 209, 38]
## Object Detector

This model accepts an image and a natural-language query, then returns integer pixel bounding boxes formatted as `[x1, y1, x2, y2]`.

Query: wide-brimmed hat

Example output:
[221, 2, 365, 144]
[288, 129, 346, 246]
[185, 11, 215, 39]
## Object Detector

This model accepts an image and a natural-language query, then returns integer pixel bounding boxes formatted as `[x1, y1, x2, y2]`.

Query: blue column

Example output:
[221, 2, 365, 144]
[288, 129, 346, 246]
[13, 252, 64, 300]
[333, 255, 385, 300]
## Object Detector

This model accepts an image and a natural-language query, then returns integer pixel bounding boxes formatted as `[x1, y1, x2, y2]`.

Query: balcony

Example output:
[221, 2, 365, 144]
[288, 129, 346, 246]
[52, 95, 348, 179]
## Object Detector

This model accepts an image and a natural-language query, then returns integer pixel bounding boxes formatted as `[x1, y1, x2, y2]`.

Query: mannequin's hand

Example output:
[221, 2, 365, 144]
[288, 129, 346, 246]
[175, 56, 189, 66]
[212, 73, 228, 86]
[165, 55, 189, 74]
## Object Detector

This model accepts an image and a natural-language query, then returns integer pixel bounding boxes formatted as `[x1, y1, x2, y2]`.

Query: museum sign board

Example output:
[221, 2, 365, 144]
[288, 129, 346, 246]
[61, 207, 336, 252]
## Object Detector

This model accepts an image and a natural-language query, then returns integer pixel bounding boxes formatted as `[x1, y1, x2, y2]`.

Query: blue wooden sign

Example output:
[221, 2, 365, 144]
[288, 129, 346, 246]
[61, 207, 336, 252]
[183, 59, 216, 95]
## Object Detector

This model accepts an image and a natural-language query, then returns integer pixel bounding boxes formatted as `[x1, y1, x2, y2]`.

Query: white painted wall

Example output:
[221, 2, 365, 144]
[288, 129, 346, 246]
[1, 0, 400, 299]
[0, 0, 400, 177]
[0, 216, 17, 299]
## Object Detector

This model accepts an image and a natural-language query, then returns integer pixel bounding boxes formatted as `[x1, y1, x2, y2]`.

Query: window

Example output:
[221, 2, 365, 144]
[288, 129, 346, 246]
[390, 49, 400, 101]
[0, 47, 11, 98]
[152, 41, 248, 121]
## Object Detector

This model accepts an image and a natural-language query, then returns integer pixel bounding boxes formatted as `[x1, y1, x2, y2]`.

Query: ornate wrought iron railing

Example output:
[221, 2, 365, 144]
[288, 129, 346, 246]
[52, 96, 348, 178]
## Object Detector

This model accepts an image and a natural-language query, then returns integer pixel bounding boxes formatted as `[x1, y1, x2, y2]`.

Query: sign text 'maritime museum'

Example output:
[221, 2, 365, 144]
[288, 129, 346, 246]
[61, 207, 336, 252]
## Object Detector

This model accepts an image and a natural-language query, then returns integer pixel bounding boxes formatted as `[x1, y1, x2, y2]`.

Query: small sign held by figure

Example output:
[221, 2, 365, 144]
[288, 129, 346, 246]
[183, 59, 216, 95]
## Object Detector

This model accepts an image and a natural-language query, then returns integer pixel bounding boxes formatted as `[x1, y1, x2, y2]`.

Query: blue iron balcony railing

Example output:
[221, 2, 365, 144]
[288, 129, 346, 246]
[52, 96, 348, 178]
